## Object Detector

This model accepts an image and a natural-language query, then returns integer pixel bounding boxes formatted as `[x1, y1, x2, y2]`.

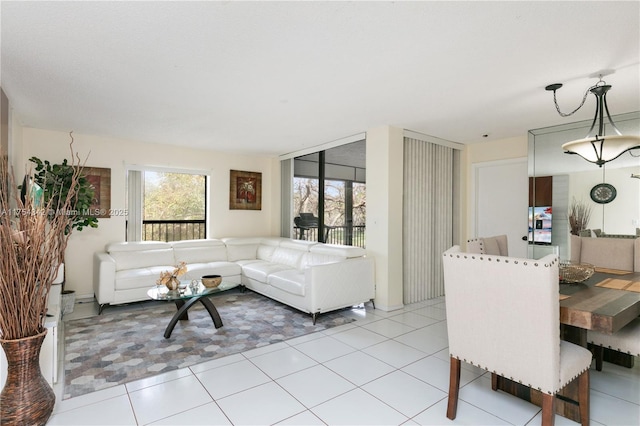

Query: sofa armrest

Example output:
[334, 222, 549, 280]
[94, 252, 116, 305]
[307, 257, 375, 312]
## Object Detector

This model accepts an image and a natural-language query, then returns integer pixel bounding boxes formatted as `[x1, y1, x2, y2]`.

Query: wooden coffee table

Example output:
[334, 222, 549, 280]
[147, 280, 239, 338]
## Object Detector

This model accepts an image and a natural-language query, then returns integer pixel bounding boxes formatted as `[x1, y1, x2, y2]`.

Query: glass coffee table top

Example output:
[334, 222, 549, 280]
[147, 279, 240, 338]
[148, 280, 239, 300]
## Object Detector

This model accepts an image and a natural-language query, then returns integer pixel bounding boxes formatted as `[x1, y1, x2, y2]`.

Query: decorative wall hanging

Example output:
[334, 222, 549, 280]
[83, 167, 111, 217]
[590, 183, 617, 204]
[229, 170, 262, 210]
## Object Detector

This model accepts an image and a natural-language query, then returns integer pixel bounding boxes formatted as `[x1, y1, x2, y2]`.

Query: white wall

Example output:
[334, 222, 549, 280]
[17, 127, 280, 298]
[570, 166, 640, 235]
[462, 136, 529, 244]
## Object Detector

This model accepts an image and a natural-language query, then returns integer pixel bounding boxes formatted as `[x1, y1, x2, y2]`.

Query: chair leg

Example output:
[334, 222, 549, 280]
[491, 372, 498, 391]
[593, 345, 604, 371]
[578, 370, 590, 426]
[541, 393, 556, 426]
[446, 357, 461, 420]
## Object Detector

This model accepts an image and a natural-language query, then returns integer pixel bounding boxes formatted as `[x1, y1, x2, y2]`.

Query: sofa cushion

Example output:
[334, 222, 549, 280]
[257, 244, 277, 262]
[300, 252, 345, 269]
[259, 237, 286, 246]
[270, 247, 305, 269]
[309, 244, 365, 258]
[224, 240, 260, 261]
[280, 239, 318, 251]
[171, 239, 228, 263]
[268, 270, 306, 296]
[106, 241, 170, 252]
[242, 261, 294, 282]
[183, 261, 241, 277]
[110, 248, 176, 271]
[234, 259, 263, 267]
[114, 268, 159, 290]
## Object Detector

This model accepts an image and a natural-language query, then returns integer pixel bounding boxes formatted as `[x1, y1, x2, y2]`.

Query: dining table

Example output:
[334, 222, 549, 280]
[559, 269, 640, 351]
[495, 268, 640, 422]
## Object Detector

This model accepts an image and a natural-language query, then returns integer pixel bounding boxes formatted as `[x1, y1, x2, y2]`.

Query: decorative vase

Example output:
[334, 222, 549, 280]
[0, 330, 55, 426]
[165, 276, 180, 291]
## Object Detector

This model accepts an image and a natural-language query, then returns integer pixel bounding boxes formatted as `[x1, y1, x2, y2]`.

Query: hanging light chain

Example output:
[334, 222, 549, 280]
[550, 76, 609, 117]
[551, 84, 597, 117]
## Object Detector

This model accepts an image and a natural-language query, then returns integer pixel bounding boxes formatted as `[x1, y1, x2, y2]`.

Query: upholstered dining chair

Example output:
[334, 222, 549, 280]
[588, 317, 640, 371]
[466, 234, 509, 256]
[442, 246, 591, 426]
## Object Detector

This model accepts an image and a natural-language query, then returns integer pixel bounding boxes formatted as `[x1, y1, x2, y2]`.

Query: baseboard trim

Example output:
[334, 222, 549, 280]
[373, 302, 405, 312]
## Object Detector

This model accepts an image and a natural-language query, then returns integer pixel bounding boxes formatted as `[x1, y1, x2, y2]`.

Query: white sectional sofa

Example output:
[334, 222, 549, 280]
[94, 237, 375, 323]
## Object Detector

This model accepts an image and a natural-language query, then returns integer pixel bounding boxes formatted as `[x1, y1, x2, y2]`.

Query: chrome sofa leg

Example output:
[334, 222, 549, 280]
[312, 312, 318, 325]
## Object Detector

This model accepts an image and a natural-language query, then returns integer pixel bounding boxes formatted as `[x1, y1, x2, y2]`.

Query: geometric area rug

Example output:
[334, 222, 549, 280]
[63, 289, 357, 399]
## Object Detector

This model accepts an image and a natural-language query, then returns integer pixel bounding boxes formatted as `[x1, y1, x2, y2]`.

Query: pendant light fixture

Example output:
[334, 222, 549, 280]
[545, 77, 640, 167]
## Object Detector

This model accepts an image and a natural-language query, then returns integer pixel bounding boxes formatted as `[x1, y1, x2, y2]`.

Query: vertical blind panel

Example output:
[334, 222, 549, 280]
[403, 138, 453, 304]
[126, 170, 142, 242]
[280, 159, 293, 238]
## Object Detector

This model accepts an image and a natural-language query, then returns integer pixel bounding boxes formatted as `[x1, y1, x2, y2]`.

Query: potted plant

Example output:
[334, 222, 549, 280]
[0, 138, 88, 424]
[28, 146, 99, 313]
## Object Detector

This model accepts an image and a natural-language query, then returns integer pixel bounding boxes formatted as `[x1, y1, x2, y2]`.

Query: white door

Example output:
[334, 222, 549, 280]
[471, 158, 529, 258]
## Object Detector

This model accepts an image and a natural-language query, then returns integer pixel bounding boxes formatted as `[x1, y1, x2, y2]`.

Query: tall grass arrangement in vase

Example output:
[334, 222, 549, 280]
[0, 135, 88, 425]
[568, 197, 593, 236]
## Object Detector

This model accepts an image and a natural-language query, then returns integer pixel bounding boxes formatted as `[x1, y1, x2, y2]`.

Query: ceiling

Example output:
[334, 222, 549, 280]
[1, 1, 639, 158]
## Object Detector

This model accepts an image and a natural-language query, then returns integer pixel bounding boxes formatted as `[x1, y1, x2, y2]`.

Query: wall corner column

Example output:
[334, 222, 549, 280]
[366, 126, 404, 311]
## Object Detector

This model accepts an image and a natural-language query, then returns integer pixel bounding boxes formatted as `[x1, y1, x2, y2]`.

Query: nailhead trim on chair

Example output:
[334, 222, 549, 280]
[592, 344, 640, 356]
[450, 324, 585, 395]
[467, 238, 485, 253]
[445, 253, 558, 268]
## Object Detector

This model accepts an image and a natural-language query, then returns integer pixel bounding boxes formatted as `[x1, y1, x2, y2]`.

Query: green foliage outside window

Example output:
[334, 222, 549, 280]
[144, 172, 205, 220]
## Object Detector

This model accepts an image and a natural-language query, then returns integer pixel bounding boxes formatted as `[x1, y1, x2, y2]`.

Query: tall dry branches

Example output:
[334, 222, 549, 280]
[569, 197, 593, 236]
[0, 135, 87, 340]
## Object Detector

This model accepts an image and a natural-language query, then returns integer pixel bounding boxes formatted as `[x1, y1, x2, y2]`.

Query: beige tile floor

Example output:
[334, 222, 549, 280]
[47, 297, 639, 425]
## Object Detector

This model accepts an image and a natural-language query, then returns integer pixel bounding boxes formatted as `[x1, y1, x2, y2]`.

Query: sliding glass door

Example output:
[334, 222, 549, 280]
[292, 140, 366, 247]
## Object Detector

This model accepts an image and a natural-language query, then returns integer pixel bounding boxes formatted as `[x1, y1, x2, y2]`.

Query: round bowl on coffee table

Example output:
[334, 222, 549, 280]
[201, 275, 222, 288]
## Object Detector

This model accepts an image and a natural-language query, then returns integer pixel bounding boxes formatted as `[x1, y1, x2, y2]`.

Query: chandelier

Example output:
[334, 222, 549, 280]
[545, 78, 640, 167]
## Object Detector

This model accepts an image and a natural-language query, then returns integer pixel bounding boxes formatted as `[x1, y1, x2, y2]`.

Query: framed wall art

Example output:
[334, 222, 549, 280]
[229, 170, 262, 210]
[82, 166, 111, 218]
